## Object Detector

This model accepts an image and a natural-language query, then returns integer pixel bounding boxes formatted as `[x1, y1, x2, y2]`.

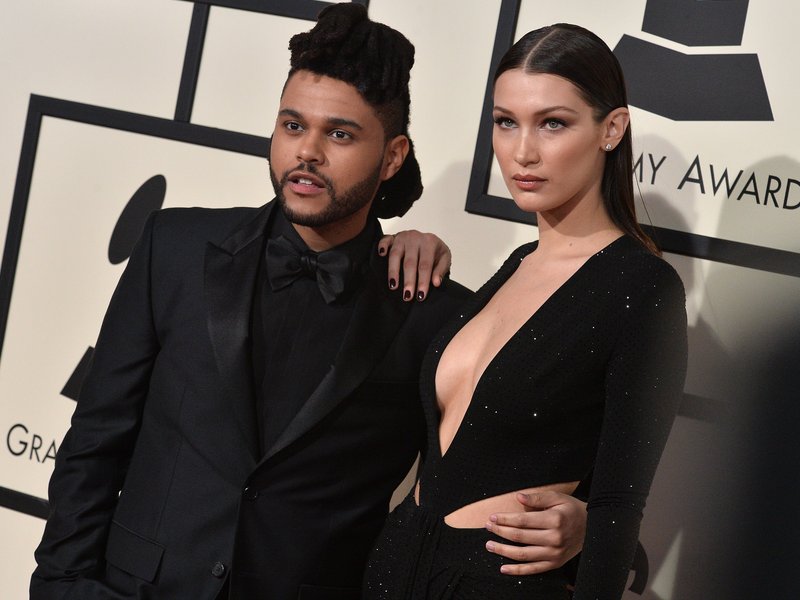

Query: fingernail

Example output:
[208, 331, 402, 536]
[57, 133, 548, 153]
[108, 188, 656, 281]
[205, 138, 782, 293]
[416, 290, 425, 301]
[486, 541, 496, 552]
[500, 565, 510, 574]
[489, 514, 498, 523]
[485, 521, 493, 531]
[389, 278, 397, 289]
[403, 290, 412, 301]
[378, 247, 386, 255]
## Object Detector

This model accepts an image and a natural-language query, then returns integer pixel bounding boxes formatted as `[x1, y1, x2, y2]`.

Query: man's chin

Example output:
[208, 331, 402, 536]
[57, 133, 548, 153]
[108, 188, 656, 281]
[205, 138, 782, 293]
[281, 206, 335, 228]
[278, 195, 331, 224]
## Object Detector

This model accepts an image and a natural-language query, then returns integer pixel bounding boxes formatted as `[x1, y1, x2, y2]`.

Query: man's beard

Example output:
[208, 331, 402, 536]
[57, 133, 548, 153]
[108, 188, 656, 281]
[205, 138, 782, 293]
[270, 161, 383, 228]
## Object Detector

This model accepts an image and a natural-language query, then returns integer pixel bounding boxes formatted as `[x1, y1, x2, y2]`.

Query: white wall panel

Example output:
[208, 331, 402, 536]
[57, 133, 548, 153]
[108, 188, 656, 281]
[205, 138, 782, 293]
[1, 1, 797, 596]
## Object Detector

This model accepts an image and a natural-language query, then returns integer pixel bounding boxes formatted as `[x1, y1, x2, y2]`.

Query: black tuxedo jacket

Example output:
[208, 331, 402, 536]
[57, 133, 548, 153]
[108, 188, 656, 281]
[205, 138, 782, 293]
[31, 201, 470, 600]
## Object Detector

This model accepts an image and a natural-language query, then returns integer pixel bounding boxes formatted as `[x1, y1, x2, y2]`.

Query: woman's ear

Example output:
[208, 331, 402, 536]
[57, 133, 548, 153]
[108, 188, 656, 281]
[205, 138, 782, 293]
[381, 135, 410, 181]
[601, 107, 630, 152]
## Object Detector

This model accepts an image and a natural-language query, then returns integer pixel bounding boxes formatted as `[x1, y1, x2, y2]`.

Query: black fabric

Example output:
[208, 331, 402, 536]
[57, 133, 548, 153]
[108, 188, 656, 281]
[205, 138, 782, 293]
[365, 494, 572, 599]
[252, 210, 376, 454]
[364, 236, 687, 600]
[31, 201, 473, 600]
[264, 209, 374, 305]
[104, 521, 165, 583]
[266, 235, 359, 305]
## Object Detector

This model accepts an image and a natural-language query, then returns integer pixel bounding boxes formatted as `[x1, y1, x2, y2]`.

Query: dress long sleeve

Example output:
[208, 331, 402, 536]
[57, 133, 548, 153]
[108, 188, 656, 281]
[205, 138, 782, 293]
[574, 262, 688, 599]
[365, 236, 688, 599]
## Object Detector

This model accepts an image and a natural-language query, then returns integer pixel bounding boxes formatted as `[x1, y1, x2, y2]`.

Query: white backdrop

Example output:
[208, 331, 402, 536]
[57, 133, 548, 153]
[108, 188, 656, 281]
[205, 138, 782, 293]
[1, 1, 798, 598]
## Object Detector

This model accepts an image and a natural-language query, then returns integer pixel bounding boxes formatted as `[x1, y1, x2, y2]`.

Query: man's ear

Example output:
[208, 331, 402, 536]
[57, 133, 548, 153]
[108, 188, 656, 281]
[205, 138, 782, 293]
[381, 135, 410, 181]
[601, 107, 630, 151]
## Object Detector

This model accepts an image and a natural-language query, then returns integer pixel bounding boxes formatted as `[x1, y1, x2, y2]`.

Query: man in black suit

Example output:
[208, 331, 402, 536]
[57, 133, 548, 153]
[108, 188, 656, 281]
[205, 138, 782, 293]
[31, 5, 586, 599]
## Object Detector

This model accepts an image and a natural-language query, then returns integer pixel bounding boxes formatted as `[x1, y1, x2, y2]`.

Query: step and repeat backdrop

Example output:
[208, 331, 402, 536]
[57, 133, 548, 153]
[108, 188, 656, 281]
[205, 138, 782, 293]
[1, 1, 797, 598]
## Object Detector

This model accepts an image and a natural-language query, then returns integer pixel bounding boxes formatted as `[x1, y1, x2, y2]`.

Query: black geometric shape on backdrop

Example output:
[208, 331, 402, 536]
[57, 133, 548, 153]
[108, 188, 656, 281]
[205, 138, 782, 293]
[176, 4, 210, 123]
[463, 0, 796, 428]
[173, 1, 368, 122]
[0, 0, 367, 519]
[0, 487, 48, 520]
[629, 542, 650, 595]
[177, 0, 368, 20]
[0, 95, 269, 519]
[464, 0, 527, 223]
[1, 0, 370, 521]
[465, 0, 791, 278]
[614, 35, 773, 121]
[109, 175, 167, 264]
[0, 94, 269, 365]
[642, 0, 750, 46]
[60, 346, 95, 401]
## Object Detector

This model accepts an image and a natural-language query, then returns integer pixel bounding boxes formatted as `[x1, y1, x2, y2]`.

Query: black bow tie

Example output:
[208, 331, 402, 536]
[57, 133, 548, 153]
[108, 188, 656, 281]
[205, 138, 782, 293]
[265, 235, 357, 304]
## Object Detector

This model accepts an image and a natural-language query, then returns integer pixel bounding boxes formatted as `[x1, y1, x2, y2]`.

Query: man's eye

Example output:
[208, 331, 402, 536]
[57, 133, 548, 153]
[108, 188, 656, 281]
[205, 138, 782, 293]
[285, 121, 303, 131]
[330, 130, 352, 140]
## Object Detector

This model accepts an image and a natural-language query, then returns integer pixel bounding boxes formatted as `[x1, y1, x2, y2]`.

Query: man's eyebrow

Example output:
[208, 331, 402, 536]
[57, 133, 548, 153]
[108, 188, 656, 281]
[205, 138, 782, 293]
[328, 117, 363, 130]
[278, 108, 363, 130]
[279, 108, 302, 120]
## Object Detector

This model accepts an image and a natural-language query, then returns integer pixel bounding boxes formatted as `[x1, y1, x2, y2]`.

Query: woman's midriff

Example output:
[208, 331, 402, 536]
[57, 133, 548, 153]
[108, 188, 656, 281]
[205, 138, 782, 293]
[414, 480, 579, 528]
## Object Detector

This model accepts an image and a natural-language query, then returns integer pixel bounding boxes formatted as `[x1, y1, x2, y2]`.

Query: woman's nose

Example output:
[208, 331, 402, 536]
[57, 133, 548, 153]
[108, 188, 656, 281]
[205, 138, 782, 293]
[514, 133, 540, 166]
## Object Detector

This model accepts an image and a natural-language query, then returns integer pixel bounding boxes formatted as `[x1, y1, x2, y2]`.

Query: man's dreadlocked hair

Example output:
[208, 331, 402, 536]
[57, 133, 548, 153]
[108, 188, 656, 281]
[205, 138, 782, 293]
[288, 2, 422, 218]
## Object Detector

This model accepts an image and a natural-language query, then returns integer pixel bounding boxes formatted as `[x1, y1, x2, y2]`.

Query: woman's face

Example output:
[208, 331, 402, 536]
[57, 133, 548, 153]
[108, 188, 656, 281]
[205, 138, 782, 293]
[492, 69, 608, 219]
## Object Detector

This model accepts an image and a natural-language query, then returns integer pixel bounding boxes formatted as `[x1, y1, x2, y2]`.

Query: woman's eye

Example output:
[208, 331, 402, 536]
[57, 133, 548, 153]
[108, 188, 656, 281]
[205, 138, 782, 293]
[544, 119, 565, 130]
[493, 116, 516, 128]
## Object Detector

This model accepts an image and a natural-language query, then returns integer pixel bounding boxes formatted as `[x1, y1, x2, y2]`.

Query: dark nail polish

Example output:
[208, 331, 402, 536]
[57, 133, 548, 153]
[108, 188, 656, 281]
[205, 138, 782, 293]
[389, 278, 397, 289]
[378, 247, 386, 255]
[417, 290, 425, 301]
[403, 290, 412, 301]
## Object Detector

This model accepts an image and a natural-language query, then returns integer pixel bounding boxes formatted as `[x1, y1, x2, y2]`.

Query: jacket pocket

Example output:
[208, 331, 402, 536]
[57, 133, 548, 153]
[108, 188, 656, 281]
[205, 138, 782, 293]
[105, 520, 165, 583]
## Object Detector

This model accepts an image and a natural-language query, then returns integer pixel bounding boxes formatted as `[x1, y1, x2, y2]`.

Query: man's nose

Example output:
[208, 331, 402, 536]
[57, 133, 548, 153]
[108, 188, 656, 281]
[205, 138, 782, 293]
[297, 134, 324, 164]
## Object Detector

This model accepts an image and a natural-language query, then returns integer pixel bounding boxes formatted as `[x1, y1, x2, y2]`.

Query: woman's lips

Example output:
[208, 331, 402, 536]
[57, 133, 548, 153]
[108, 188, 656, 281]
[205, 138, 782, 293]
[512, 174, 546, 192]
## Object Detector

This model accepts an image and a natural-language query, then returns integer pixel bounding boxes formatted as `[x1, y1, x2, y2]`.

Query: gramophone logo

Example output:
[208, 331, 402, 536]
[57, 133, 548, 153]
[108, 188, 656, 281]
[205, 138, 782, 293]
[614, 0, 772, 121]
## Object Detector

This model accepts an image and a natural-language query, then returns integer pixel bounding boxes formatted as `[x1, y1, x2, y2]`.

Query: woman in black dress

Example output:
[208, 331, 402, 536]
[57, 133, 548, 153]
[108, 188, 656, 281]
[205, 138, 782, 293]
[364, 23, 688, 599]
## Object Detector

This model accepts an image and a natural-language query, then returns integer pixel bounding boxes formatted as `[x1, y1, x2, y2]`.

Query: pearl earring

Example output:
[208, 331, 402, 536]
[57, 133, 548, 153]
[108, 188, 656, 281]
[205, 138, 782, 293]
[605, 144, 613, 151]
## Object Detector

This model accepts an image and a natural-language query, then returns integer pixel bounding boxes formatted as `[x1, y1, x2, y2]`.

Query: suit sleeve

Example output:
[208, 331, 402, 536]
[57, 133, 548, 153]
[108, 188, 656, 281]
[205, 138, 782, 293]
[573, 265, 688, 600]
[30, 212, 161, 599]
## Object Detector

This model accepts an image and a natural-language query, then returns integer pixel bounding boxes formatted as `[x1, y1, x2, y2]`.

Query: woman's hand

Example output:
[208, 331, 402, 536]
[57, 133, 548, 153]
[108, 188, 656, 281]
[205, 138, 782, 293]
[378, 230, 452, 301]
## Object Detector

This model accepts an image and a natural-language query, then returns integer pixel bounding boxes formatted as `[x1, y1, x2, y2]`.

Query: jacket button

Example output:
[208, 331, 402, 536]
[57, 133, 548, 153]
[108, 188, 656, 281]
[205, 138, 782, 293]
[243, 486, 259, 501]
[211, 561, 226, 578]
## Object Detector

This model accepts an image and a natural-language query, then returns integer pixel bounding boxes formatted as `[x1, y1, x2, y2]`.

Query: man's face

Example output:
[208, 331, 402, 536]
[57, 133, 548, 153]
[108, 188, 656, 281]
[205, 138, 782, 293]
[269, 71, 395, 230]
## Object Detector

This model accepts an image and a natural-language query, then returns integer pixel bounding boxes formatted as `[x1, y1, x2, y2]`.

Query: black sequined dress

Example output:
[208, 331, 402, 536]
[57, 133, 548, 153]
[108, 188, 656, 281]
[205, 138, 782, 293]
[363, 236, 688, 600]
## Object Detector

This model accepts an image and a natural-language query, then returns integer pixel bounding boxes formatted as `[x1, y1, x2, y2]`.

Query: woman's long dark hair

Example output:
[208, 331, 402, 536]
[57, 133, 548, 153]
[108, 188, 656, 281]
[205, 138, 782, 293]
[494, 23, 658, 254]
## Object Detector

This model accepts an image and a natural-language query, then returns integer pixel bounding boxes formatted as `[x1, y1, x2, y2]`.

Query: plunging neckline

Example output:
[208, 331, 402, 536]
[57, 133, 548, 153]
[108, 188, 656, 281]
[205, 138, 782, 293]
[434, 235, 628, 459]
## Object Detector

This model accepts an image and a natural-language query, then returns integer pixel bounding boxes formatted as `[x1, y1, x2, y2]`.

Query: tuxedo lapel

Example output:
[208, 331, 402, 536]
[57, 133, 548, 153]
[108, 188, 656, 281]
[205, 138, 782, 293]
[204, 202, 274, 466]
[261, 248, 412, 462]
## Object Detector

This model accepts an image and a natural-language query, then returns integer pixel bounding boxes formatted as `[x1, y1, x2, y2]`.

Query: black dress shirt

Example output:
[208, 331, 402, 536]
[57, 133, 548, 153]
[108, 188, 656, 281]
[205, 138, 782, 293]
[251, 210, 377, 455]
